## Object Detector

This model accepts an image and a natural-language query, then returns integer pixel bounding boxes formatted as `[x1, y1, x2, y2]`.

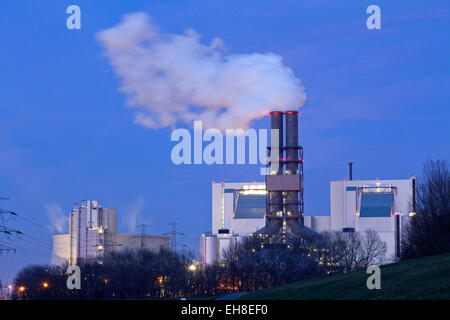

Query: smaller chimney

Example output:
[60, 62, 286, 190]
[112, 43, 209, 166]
[348, 162, 353, 180]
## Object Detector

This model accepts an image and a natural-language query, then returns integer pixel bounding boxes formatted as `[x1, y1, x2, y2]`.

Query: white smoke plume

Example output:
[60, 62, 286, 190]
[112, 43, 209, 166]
[122, 197, 145, 233]
[97, 13, 306, 130]
[45, 204, 68, 234]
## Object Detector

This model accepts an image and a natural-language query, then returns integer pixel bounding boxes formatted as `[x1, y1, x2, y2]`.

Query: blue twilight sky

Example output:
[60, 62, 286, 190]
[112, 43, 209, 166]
[0, 0, 449, 284]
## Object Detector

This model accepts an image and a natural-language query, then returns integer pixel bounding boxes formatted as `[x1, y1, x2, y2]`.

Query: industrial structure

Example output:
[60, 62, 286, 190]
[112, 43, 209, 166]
[200, 182, 266, 265]
[199, 111, 416, 266]
[257, 111, 310, 242]
[200, 176, 415, 265]
[51, 200, 170, 265]
[201, 111, 311, 265]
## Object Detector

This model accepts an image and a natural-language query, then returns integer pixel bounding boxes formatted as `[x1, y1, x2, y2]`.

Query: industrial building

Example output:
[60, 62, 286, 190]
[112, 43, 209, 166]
[199, 111, 416, 266]
[51, 200, 170, 266]
[201, 182, 266, 265]
[200, 176, 415, 265]
[306, 176, 416, 259]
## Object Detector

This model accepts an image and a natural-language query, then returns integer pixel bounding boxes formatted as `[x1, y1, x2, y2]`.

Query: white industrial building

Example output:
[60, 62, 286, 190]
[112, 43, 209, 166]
[200, 182, 266, 265]
[200, 177, 416, 265]
[51, 200, 170, 266]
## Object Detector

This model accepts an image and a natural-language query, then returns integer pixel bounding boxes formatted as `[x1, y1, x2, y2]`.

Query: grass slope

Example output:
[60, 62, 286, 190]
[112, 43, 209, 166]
[237, 253, 450, 300]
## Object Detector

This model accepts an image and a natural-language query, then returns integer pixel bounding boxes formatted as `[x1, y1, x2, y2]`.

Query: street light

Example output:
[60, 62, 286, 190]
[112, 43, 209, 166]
[18, 286, 25, 292]
[188, 264, 196, 272]
[42, 282, 49, 288]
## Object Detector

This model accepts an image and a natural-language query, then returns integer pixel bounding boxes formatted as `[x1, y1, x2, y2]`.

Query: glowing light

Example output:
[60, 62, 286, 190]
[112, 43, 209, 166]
[409, 212, 416, 217]
[98, 245, 104, 250]
[242, 185, 265, 190]
[18, 286, 25, 292]
[240, 190, 266, 195]
[393, 212, 401, 216]
[42, 282, 48, 288]
[188, 263, 197, 272]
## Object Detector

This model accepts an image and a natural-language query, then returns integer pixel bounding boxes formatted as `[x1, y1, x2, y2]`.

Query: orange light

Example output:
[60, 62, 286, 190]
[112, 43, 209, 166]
[43, 282, 48, 288]
[18, 286, 25, 292]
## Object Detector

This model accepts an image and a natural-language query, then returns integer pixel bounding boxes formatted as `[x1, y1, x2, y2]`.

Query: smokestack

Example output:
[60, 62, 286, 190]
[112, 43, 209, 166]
[268, 111, 284, 216]
[349, 162, 353, 180]
[270, 111, 284, 175]
[261, 110, 306, 243]
[285, 111, 299, 216]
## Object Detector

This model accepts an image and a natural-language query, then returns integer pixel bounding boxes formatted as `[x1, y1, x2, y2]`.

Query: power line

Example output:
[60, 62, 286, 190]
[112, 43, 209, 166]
[0, 198, 21, 254]
[15, 214, 51, 231]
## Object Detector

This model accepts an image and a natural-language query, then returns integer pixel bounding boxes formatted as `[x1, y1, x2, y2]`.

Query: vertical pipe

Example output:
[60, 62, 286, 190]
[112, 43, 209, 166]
[269, 111, 283, 216]
[270, 111, 283, 175]
[349, 162, 353, 180]
[285, 111, 299, 216]
[285, 111, 299, 173]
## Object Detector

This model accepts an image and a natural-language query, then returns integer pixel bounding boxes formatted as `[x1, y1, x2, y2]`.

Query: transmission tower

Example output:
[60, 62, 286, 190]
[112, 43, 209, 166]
[136, 224, 149, 249]
[164, 222, 184, 253]
[0, 197, 20, 299]
[0, 197, 21, 253]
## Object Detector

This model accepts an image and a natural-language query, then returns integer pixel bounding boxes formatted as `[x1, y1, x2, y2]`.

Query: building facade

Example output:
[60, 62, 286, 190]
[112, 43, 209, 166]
[200, 182, 266, 265]
[200, 177, 416, 265]
[319, 177, 415, 260]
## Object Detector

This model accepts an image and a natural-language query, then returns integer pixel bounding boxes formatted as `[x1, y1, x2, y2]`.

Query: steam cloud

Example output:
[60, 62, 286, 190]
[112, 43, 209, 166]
[122, 197, 146, 233]
[97, 13, 306, 130]
[45, 204, 68, 234]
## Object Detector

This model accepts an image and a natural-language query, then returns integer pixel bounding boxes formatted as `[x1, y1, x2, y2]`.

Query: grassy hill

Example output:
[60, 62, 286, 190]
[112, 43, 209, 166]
[236, 253, 450, 300]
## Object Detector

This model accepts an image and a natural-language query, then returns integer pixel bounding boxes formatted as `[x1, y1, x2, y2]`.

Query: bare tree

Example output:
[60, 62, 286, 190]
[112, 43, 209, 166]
[360, 229, 387, 267]
[321, 229, 386, 273]
[402, 159, 450, 259]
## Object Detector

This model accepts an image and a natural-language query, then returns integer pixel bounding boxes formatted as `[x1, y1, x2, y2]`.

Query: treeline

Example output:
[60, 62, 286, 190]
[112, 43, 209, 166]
[13, 229, 387, 300]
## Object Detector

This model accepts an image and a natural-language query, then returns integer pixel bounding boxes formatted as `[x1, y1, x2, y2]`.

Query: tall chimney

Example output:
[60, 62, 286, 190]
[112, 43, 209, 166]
[349, 162, 353, 180]
[269, 111, 283, 216]
[262, 110, 304, 242]
[285, 111, 299, 216]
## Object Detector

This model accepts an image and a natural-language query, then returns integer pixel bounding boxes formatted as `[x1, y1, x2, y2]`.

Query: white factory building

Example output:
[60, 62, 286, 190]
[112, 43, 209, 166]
[51, 200, 170, 266]
[200, 176, 416, 265]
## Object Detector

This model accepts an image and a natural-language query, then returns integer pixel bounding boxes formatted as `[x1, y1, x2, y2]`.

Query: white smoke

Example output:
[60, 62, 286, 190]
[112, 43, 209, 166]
[45, 204, 68, 234]
[97, 13, 306, 130]
[122, 197, 145, 233]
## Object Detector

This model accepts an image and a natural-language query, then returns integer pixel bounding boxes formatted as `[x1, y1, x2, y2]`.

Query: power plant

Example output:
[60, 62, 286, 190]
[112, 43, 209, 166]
[51, 200, 170, 266]
[200, 111, 416, 266]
